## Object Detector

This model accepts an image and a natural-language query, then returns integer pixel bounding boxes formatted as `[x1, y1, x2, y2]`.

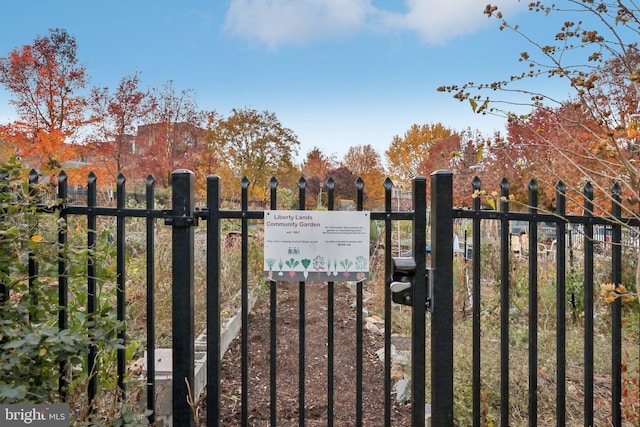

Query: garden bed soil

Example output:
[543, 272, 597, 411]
[197, 281, 412, 426]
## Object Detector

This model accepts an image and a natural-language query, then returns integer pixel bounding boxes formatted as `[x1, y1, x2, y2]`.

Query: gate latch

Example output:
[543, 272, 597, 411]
[388, 257, 434, 312]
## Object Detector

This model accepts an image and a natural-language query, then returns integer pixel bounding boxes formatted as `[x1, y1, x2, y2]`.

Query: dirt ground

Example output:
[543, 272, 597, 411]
[197, 281, 412, 426]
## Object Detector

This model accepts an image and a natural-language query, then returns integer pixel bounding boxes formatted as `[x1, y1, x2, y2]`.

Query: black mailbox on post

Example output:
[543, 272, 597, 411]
[388, 257, 417, 306]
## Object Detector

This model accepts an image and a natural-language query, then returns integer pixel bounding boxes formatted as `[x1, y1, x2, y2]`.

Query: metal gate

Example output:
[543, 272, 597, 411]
[168, 171, 455, 426]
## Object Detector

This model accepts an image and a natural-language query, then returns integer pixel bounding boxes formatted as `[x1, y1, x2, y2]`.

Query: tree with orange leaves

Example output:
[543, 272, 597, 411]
[343, 144, 386, 209]
[302, 146, 335, 181]
[0, 123, 21, 162]
[438, 2, 640, 323]
[206, 108, 300, 200]
[488, 102, 608, 212]
[385, 123, 455, 189]
[0, 28, 87, 176]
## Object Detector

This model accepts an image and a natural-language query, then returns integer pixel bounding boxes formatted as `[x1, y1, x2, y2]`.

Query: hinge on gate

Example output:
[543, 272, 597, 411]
[194, 207, 208, 220]
[163, 210, 199, 227]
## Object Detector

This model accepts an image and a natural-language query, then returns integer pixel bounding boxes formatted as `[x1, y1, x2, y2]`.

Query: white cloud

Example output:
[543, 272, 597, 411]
[224, 0, 373, 49]
[224, 0, 525, 48]
[385, 0, 525, 44]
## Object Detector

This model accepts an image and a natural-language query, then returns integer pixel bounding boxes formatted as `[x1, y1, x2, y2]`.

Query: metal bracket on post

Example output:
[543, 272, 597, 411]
[426, 268, 434, 313]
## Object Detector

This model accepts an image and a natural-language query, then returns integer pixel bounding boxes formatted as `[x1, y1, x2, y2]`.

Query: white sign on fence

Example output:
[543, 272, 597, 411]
[263, 210, 370, 282]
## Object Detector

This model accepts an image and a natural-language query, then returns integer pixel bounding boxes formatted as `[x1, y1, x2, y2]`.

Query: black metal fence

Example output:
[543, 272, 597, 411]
[57, 171, 165, 416]
[452, 177, 639, 427]
[3, 168, 639, 426]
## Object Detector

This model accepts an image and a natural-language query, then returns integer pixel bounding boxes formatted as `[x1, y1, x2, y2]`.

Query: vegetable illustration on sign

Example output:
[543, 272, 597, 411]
[285, 258, 299, 277]
[265, 258, 276, 279]
[301, 258, 311, 278]
[340, 258, 353, 277]
[313, 255, 325, 272]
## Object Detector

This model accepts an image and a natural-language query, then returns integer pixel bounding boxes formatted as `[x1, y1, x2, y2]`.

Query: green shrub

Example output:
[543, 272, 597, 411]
[0, 158, 147, 425]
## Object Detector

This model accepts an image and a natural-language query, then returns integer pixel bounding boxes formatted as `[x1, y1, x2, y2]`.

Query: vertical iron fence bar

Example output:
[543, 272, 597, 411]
[610, 183, 622, 426]
[269, 177, 278, 427]
[412, 176, 428, 426]
[383, 178, 393, 427]
[240, 176, 250, 427]
[327, 177, 336, 427]
[57, 171, 69, 398]
[355, 177, 364, 427]
[499, 178, 510, 427]
[471, 176, 482, 427]
[583, 182, 595, 427]
[555, 181, 567, 427]
[527, 179, 539, 427]
[297, 176, 307, 427]
[171, 169, 196, 427]
[206, 174, 221, 427]
[116, 173, 127, 395]
[145, 175, 156, 426]
[28, 170, 38, 317]
[87, 172, 98, 406]
[429, 171, 453, 426]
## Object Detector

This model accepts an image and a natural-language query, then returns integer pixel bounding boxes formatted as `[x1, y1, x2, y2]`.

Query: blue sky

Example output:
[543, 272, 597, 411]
[0, 0, 549, 163]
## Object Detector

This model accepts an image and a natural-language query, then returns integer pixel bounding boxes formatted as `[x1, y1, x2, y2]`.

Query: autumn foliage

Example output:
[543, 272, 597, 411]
[2, 17, 640, 217]
[0, 29, 87, 181]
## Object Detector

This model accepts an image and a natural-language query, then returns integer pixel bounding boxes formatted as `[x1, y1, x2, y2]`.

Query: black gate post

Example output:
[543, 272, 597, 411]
[411, 176, 427, 426]
[170, 169, 196, 427]
[430, 170, 454, 425]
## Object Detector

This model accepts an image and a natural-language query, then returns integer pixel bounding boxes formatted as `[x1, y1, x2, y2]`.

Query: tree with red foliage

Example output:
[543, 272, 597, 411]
[491, 103, 606, 211]
[135, 81, 212, 187]
[439, 2, 640, 217]
[300, 147, 336, 208]
[302, 146, 335, 181]
[0, 28, 87, 175]
[325, 166, 360, 210]
[87, 72, 155, 183]
[417, 128, 486, 207]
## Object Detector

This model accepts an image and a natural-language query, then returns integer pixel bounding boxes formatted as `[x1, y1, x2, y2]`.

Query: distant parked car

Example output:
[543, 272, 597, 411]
[506, 220, 557, 244]
[537, 222, 557, 243]
[510, 220, 528, 235]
